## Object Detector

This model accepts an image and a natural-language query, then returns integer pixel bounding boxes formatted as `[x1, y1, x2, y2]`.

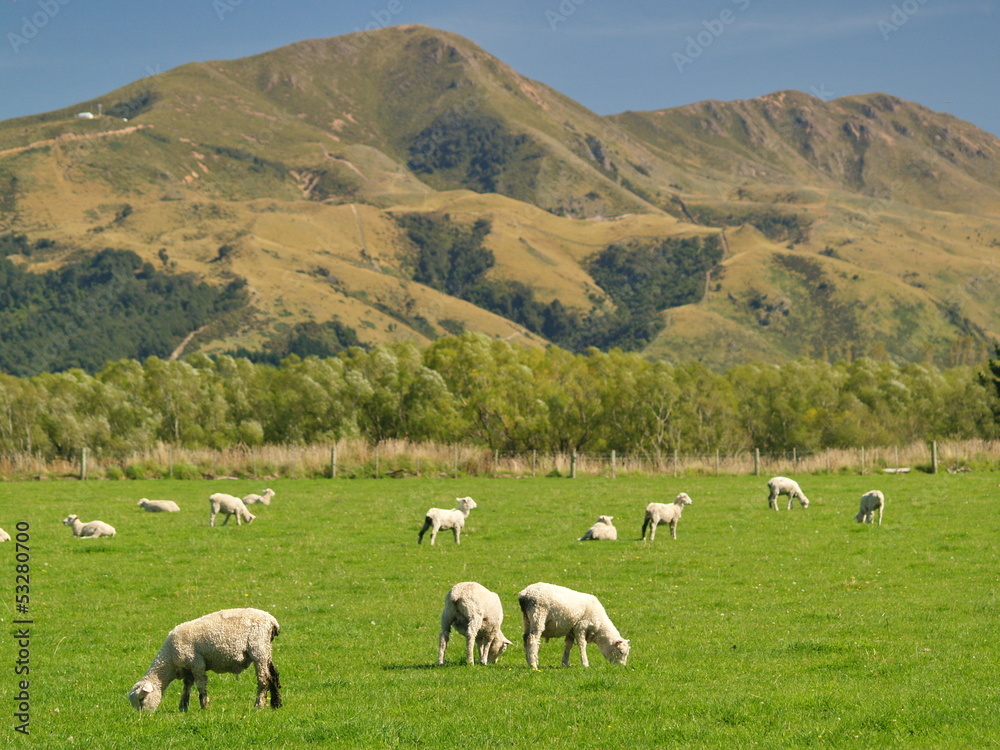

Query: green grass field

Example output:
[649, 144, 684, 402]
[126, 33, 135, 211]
[2, 473, 999, 748]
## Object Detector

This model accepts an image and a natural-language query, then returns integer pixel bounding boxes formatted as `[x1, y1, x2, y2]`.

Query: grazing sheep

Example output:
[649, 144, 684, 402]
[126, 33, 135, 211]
[641, 493, 693, 541]
[62, 514, 116, 538]
[243, 488, 275, 506]
[518, 582, 630, 668]
[0, 527, 9, 542]
[208, 493, 256, 527]
[438, 582, 513, 666]
[578, 515, 618, 541]
[418, 496, 477, 545]
[137, 498, 180, 513]
[767, 476, 810, 510]
[128, 607, 281, 712]
[855, 490, 885, 525]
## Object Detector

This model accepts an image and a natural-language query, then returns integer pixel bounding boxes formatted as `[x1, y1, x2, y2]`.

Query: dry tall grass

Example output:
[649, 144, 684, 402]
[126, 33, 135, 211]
[1, 438, 997, 481]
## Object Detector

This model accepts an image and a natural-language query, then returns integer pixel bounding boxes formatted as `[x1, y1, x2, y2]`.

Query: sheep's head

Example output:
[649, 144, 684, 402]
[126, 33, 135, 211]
[245, 511, 257, 524]
[456, 497, 477, 511]
[799, 494, 810, 508]
[136, 499, 147, 506]
[606, 638, 631, 665]
[487, 636, 514, 664]
[675, 493, 692, 506]
[62, 514, 79, 526]
[128, 679, 162, 711]
[598, 515, 614, 525]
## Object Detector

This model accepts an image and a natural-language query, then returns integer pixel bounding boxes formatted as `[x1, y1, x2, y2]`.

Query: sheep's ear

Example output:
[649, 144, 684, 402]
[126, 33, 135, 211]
[136, 681, 153, 698]
[503, 637, 513, 646]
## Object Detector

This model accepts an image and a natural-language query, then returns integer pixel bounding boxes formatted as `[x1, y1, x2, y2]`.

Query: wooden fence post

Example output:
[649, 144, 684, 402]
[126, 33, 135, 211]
[611, 449, 617, 479]
[571, 450, 577, 479]
[861, 446, 866, 474]
[931, 440, 938, 474]
[715, 449, 720, 476]
[532, 449, 537, 478]
[330, 445, 337, 479]
[754, 448, 760, 476]
[80, 447, 88, 481]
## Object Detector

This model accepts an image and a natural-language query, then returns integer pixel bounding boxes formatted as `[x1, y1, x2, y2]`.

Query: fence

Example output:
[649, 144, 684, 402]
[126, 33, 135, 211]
[0, 438, 994, 482]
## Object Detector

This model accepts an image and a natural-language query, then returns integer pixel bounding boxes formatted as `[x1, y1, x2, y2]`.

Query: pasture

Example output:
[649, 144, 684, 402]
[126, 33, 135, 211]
[2, 472, 999, 748]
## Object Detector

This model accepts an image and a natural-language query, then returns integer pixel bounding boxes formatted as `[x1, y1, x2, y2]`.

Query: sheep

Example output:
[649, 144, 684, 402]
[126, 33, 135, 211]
[0, 527, 9, 542]
[641, 493, 693, 541]
[137, 498, 180, 513]
[208, 493, 256, 527]
[437, 581, 513, 666]
[417, 496, 477, 545]
[518, 582, 630, 668]
[62, 514, 116, 538]
[855, 490, 885, 525]
[128, 607, 281, 712]
[578, 515, 617, 541]
[766, 476, 810, 510]
[243, 488, 275, 506]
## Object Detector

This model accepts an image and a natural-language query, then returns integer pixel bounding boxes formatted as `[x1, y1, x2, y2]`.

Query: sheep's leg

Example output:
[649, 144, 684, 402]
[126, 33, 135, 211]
[574, 632, 590, 667]
[235, 512, 242, 526]
[524, 633, 541, 669]
[429, 523, 440, 546]
[209, 511, 216, 527]
[453, 526, 461, 545]
[190, 659, 209, 709]
[648, 518, 658, 541]
[670, 519, 678, 539]
[268, 662, 282, 708]
[253, 659, 274, 708]
[179, 675, 193, 711]
[641, 515, 651, 540]
[787, 495, 794, 511]
[222, 513, 231, 526]
[465, 616, 483, 664]
[437, 627, 450, 665]
[562, 635, 575, 667]
[418, 517, 431, 544]
[877, 506, 883, 525]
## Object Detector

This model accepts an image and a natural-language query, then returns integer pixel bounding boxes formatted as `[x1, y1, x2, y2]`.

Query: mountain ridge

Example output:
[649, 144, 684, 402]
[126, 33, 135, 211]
[1, 24, 998, 370]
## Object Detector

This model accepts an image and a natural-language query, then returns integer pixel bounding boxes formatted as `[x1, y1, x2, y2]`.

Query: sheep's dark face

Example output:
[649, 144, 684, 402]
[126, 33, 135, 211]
[62, 515, 78, 526]
[128, 680, 162, 711]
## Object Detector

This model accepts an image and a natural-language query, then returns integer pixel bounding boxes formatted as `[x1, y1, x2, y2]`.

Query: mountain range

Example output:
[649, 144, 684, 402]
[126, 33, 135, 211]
[1, 24, 998, 369]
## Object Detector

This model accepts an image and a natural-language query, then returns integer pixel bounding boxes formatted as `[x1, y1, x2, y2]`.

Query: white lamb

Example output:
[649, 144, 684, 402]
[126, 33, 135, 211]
[137, 498, 181, 513]
[417, 496, 477, 545]
[438, 581, 513, 666]
[128, 607, 281, 712]
[243, 488, 275, 506]
[855, 490, 885, 525]
[518, 582, 630, 668]
[0, 527, 9, 542]
[208, 493, 256, 527]
[578, 515, 618, 541]
[62, 514, 116, 538]
[767, 476, 810, 510]
[641, 493, 693, 541]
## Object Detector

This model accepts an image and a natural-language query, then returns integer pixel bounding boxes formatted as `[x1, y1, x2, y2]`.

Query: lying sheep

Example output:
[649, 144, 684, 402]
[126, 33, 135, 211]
[578, 515, 617, 541]
[208, 493, 256, 527]
[128, 607, 281, 712]
[767, 476, 810, 510]
[855, 490, 885, 525]
[641, 493, 692, 541]
[62, 514, 116, 538]
[518, 582, 630, 668]
[243, 488, 275, 506]
[438, 581, 513, 666]
[0, 527, 9, 542]
[137, 498, 180, 513]
[418, 496, 477, 545]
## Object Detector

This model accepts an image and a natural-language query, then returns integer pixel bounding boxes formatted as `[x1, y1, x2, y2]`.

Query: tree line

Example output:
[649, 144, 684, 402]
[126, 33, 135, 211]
[0, 332, 996, 460]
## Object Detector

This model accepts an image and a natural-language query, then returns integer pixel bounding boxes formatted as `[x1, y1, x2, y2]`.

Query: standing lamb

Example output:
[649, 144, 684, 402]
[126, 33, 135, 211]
[62, 514, 116, 538]
[0, 527, 9, 542]
[855, 490, 885, 525]
[417, 496, 477, 545]
[208, 493, 256, 527]
[518, 582, 630, 668]
[128, 607, 281, 712]
[438, 581, 513, 666]
[137, 498, 181, 513]
[641, 493, 693, 541]
[766, 476, 810, 510]
[243, 488, 275, 506]
[578, 515, 618, 541]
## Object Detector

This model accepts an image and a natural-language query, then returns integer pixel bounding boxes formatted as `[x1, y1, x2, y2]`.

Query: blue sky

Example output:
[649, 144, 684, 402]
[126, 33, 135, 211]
[1, 0, 997, 135]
